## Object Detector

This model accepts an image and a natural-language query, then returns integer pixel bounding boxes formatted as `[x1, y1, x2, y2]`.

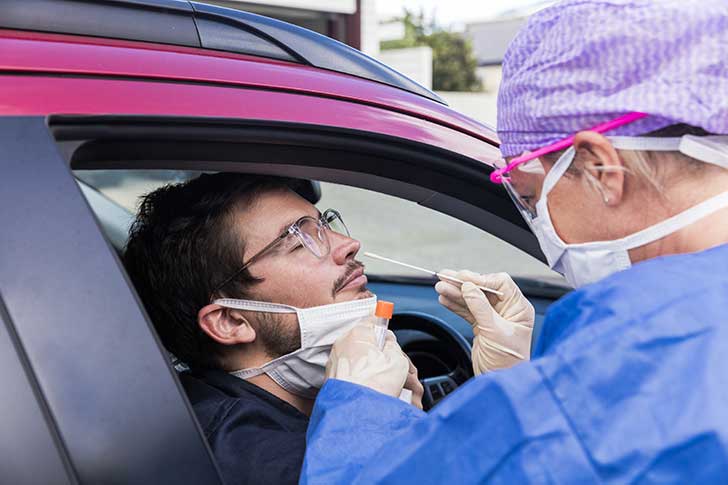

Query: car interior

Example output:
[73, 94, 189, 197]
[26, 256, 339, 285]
[57, 114, 570, 410]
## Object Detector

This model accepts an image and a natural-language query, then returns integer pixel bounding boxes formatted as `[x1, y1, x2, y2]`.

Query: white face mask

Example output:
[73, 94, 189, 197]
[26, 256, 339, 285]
[213, 296, 376, 399]
[532, 136, 728, 288]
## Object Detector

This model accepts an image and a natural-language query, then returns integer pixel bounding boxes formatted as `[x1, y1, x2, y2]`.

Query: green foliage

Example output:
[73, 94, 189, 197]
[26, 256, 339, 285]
[381, 10, 483, 92]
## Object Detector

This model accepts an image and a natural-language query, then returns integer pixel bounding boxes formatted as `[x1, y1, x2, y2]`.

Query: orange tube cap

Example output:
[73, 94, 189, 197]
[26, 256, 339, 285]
[375, 300, 394, 319]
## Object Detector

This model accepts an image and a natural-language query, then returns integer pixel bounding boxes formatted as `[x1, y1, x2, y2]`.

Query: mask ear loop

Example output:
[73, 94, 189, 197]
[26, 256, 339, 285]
[531, 148, 577, 254]
[540, 147, 576, 199]
[213, 299, 298, 314]
[680, 136, 728, 169]
[544, 147, 614, 207]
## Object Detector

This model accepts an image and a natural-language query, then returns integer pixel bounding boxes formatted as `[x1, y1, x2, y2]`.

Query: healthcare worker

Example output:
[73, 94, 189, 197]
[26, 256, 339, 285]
[299, 0, 728, 483]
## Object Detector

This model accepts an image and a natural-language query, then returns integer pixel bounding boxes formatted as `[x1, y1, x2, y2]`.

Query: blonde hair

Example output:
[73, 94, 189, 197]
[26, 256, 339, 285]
[540, 148, 678, 197]
[584, 149, 702, 196]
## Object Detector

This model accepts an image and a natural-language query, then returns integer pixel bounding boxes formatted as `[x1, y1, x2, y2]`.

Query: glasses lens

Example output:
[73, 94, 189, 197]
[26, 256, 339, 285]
[502, 160, 547, 227]
[322, 210, 349, 237]
[297, 218, 330, 258]
[503, 179, 537, 228]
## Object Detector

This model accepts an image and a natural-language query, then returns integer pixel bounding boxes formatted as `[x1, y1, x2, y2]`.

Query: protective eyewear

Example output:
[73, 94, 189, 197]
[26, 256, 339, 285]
[212, 209, 349, 294]
[491, 112, 647, 227]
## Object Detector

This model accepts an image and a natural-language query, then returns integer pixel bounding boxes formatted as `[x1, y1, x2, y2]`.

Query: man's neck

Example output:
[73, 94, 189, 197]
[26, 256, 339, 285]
[222, 346, 315, 416]
[246, 373, 315, 416]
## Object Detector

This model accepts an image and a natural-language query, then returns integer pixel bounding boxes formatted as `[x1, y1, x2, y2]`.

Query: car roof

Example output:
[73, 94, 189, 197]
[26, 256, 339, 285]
[2, 0, 445, 104]
[0, 28, 497, 146]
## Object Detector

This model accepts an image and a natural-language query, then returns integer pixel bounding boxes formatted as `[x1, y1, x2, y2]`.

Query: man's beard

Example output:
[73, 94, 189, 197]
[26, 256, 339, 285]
[255, 259, 367, 358]
[332, 260, 366, 297]
[254, 311, 301, 358]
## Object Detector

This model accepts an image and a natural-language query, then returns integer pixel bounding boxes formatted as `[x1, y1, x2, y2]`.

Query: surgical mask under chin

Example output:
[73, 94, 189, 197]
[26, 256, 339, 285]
[213, 296, 376, 399]
[532, 139, 728, 288]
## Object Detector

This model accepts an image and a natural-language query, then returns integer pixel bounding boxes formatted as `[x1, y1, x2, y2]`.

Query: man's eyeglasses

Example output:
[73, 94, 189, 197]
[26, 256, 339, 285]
[212, 209, 349, 295]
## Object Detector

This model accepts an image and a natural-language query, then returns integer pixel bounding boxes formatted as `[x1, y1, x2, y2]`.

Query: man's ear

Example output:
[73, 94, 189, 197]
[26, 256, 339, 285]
[198, 303, 256, 346]
[574, 131, 625, 206]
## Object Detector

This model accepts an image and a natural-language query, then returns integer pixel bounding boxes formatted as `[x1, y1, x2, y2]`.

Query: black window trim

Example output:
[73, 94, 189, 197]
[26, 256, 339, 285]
[50, 114, 543, 261]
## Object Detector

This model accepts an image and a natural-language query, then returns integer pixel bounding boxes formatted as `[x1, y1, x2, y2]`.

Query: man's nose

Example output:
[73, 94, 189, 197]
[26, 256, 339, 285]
[329, 231, 360, 264]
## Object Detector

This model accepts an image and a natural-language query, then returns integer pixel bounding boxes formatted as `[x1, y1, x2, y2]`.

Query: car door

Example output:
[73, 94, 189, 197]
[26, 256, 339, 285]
[0, 117, 223, 484]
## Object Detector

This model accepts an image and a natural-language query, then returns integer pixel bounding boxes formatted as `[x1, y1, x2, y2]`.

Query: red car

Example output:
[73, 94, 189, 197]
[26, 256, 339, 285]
[0, 1, 565, 483]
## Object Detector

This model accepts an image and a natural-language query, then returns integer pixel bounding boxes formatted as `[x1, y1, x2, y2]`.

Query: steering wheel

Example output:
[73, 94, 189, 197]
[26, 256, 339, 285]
[389, 312, 474, 411]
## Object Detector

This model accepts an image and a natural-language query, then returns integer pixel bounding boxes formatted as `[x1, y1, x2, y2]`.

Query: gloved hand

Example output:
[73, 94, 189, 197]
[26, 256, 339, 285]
[435, 270, 535, 375]
[326, 324, 410, 399]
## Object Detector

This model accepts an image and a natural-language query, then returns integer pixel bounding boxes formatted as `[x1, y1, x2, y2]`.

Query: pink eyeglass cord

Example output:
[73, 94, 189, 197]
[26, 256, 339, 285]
[490, 112, 647, 184]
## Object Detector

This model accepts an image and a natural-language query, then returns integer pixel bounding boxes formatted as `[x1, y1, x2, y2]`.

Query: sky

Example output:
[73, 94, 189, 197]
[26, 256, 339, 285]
[377, 0, 550, 27]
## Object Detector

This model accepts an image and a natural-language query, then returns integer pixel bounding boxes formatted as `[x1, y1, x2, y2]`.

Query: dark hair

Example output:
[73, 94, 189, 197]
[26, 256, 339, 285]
[123, 173, 295, 368]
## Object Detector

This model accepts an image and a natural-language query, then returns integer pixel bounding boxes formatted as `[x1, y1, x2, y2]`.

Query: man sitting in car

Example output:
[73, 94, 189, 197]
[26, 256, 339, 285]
[123, 173, 421, 485]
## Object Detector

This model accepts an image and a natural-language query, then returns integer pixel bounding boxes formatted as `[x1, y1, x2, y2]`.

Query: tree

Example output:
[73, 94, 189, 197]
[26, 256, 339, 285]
[381, 10, 483, 92]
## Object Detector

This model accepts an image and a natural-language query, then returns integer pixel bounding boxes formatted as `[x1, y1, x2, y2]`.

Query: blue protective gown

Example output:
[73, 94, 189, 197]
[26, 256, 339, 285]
[300, 244, 728, 484]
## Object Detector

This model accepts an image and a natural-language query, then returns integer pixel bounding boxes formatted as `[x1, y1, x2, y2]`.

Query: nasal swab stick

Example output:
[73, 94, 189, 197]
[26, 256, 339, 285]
[363, 252, 504, 297]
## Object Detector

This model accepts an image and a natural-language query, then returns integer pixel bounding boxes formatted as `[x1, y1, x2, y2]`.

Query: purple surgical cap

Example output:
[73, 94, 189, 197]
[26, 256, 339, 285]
[497, 0, 728, 158]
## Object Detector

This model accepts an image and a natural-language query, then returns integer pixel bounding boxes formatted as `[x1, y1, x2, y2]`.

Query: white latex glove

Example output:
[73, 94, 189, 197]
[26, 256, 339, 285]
[435, 270, 535, 375]
[326, 324, 410, 398]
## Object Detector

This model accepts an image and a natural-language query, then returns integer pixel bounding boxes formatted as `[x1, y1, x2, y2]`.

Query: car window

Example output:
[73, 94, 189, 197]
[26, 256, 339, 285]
[75, 170, 202, 212]
[317, 183, 563, 283]
[75, 170, 562, 285]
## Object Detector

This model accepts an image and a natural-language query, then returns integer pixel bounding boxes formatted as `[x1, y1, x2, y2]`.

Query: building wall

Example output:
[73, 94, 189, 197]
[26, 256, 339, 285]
[359, 0, 379, 57]
[378, 46, 433, 90]
[436, 90, 498, 128]
[476, 65, 503, 94]
[466, 16, 526, 66]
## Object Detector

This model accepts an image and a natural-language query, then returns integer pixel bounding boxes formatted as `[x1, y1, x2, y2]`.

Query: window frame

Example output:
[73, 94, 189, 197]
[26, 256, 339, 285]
[0, 116, 223, 483]
[54, 115, 543, 260]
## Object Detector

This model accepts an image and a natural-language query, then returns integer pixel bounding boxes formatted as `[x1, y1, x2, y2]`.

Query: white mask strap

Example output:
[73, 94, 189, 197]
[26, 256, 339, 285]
[539, 135, 728, 216]
[608, 136, 681, 151]
[213, 298, 298, 314]
[609, 135, 728, 169]
[229, 349, 303, 380]
[540, 147, 575, 197]
[214, 296, 377, 316]
[542, 135, 728, 202]
[576, 190, 728, 251]
[680, 136, 728, 169]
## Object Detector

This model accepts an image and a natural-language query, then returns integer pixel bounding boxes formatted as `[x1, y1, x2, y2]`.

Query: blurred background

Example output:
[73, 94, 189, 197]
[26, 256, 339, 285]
[205, 0, 553, 126]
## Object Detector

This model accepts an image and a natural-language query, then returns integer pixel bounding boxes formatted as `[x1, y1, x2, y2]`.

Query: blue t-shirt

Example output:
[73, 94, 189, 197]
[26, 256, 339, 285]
[181, 368, 308, 485]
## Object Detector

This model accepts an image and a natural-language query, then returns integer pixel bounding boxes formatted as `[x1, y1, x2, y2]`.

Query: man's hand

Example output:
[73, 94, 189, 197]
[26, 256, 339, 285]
[326, 325, 410, 399]
[435, 270, 535, 375]
[403, 356, 424, 410]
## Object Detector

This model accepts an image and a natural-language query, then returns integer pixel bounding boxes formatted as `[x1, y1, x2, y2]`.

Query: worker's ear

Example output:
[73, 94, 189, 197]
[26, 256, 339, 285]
[198, 303, 256, 346]
[574, 131, 626, 206]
